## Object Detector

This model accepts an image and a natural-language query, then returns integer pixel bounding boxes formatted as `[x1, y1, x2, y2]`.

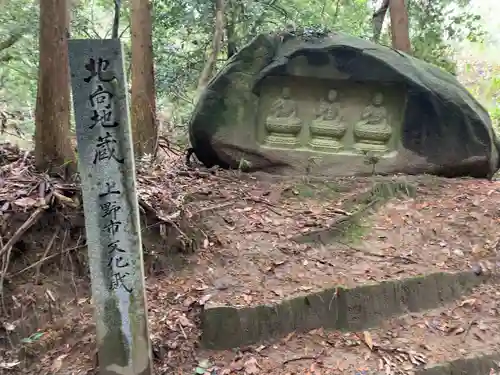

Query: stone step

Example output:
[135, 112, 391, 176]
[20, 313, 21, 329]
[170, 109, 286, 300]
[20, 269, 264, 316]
[197, 281, 500, 374]
[201, 269, 491, 349]
[182, 175, 500, 351]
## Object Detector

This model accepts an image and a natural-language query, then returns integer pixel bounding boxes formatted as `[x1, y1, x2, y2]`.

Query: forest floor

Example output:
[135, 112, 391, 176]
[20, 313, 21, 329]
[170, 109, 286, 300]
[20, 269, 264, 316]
[0, 142, 499, 374]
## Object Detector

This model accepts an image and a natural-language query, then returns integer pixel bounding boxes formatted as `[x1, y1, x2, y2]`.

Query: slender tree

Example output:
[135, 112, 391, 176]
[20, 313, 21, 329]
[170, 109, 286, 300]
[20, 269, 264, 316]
[372, 0, 411, 53]
[112, 0, 121, 39]
[389, 0, 411, 53]
[196, 0, 225, 96]
[130, 0, 158, 157]
[34, 0, 75, 175]
[372, 0, 389, 43]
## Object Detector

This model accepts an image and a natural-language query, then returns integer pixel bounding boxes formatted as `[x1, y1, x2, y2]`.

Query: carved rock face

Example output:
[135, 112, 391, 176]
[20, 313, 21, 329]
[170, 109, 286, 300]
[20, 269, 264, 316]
[189, 31, 499, 178]
[373, 92, 384, 106]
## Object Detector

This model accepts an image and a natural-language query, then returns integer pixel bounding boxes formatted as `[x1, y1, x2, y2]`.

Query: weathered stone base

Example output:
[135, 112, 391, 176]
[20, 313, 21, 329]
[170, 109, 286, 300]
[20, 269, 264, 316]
[263, 134, 300, 149]
[308, 137, 344, 152]
[200, 271, 488, 349]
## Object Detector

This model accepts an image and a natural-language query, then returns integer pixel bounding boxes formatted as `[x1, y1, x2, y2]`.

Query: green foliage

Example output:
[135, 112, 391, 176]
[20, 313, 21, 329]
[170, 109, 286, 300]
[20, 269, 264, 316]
[405, 0, 484, 74]
[455, 43, 500, 133]
[491, 107, 500, 129]
[0, 0, 494, 141]
[0, 0, 39, 113]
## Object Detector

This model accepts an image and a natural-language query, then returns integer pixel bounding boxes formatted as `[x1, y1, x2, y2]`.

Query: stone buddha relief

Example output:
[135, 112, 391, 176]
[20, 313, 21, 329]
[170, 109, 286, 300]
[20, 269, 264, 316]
[308, 89, 347, 152]
[264, 87, 302, 148]
[353, 92, 393, 154]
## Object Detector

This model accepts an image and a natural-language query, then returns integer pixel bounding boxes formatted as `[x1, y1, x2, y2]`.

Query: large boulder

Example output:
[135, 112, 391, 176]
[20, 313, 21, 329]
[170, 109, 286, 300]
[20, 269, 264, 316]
[188, 29, 500, 178]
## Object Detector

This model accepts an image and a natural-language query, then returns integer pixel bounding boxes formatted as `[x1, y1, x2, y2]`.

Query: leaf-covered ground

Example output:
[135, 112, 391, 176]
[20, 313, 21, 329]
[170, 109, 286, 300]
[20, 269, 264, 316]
[0, 143, 499, 374]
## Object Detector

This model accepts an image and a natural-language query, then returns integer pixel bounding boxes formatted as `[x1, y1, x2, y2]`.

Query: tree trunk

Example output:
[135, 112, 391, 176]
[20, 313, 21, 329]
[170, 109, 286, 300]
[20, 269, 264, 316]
[112, 0, 121, 39]
[225, 0, 237, 59]
[130, 0, 158, 157]
[372, 0, 389, 43]
[196, 0, 225, 95]
[226, 20, 237, 59]
[34, 0, 75, 176]
[389, 0, 411, 53]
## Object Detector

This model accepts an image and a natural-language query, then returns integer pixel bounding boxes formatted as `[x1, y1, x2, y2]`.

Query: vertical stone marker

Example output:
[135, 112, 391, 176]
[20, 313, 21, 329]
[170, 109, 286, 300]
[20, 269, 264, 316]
[68, 39, 152, 375]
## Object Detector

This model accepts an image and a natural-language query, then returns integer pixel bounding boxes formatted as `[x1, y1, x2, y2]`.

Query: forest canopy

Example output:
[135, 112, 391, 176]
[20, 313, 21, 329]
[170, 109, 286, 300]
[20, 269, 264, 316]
[0, 0, 495, 145]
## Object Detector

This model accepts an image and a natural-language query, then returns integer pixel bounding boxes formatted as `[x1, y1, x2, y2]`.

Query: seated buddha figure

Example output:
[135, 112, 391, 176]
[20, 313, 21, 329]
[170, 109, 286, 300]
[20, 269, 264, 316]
[309, 89, 347, 152]
[264, 87, 302, 148]
[353, 92, 392, 154]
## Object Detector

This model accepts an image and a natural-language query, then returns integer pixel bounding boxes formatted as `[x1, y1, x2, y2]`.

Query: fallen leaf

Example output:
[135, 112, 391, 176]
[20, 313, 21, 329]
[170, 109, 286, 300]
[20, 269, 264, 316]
[268, 188, 283, 204]
[51, 354, 68, 373]
[198, 294, 212, 306]
[284, 331, 295, 342]
[0, 361, 20, 369]
[244, 357, 260, 374]
[459, 298, 477, 307]
[194, 359, 211, 374]
[363, 331, 373, 350]
[13, 197, 37, 208]
[474, 331, 485, 341]
[448, 326, 465, 335]
[478, 321, 488, 331]
[3, 322, 15, 331]
[271, 289, 283, 297]
[183, 296, 196, 307]
[243, 294, 253, 304]
[230, 360, 244, 371]
[21, 331, 45, 343]
[419, 343, 431, 351]
[177, 314, 194, 327]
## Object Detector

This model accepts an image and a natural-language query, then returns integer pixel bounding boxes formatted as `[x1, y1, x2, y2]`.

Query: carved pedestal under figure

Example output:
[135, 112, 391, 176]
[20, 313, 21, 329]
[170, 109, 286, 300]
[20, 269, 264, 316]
[309, 89, 347, 152]
[353, 92, 393, 154]
[264, 87, 302, 149]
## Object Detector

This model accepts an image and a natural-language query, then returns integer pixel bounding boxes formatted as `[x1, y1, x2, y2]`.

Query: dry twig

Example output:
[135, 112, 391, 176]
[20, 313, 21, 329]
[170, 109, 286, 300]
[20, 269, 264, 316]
[10, 243, 86, 277]
[0, 206, 47, 259]
[34, 228, 59, 284]
[0, 206, 47, 304]
[339, 240, 418, 264]
[281, 349, 325, 366]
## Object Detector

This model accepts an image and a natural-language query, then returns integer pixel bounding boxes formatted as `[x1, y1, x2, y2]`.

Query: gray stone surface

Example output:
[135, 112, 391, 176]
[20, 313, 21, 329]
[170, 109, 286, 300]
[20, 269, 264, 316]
[68, 39, 152, 375]
[200, 271, 488, 350]
[189, 29, 500, 179]
[418, 353, 500, 375]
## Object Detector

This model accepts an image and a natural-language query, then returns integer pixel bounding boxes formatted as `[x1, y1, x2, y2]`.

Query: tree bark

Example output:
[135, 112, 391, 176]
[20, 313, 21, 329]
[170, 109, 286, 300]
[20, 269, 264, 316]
[196, 0, 225, 95]
[372, 0, 389, 43]
[130, 0, 158, 157]
[225, 0, 237, 59]
[226, 20, 237, 59]
[34, 0, 75, 176]
[389, 0, 411, 53]
[112, 0, 121, 38]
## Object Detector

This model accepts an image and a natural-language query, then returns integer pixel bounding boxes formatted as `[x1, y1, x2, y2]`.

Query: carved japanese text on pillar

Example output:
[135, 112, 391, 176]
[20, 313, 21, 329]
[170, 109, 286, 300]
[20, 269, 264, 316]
[83, 57, 131, 294]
